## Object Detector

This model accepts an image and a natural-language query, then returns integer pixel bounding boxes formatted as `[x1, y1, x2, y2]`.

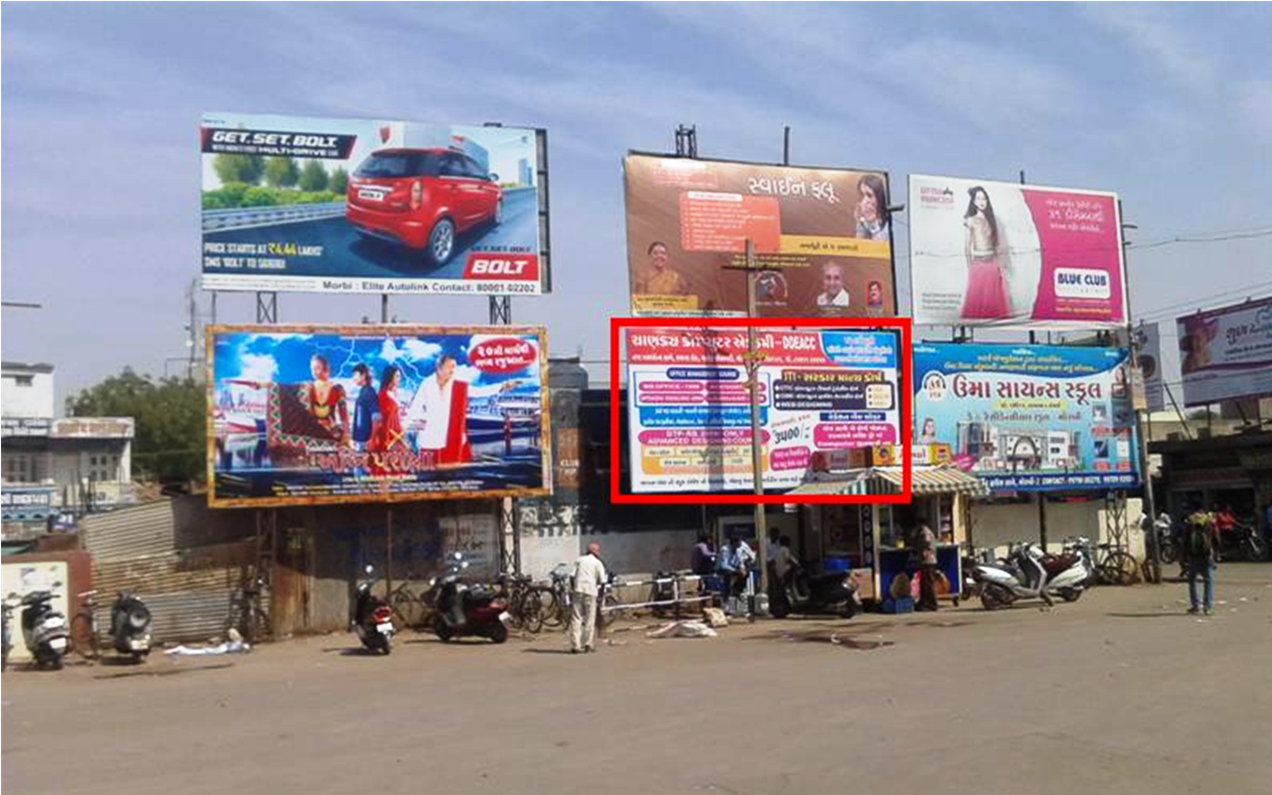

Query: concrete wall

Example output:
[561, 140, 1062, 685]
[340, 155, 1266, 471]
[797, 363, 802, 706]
[970, 497, 1146, 560]
[1, 366, 54, 419]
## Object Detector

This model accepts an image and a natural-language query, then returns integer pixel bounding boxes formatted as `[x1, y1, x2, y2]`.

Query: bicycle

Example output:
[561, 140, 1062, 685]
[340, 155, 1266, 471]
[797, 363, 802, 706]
[70, 590, 102, 662]
[225, 577, 270, 644]
[541, 565, 574, 630]
[1093, 543, 1139, 587]
[499, 573, 548, 634]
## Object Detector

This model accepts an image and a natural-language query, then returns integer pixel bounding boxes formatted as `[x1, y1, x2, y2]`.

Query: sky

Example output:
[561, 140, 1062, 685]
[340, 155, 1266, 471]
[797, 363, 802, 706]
[3, 2, 1271, 409]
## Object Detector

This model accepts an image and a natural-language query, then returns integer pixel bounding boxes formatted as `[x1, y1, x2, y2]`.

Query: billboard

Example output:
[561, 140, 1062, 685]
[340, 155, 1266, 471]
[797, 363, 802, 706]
[1132, 322, 1166, 412]
[913, 343, 1139, 491]
[908, 175, 1126, 329]
[202, 113, 548, 296]
[207, 324, 550, 508]
[1177, 296, 1272, 407]
[623, 155, 896, 318]
[626, 326, 901, 493]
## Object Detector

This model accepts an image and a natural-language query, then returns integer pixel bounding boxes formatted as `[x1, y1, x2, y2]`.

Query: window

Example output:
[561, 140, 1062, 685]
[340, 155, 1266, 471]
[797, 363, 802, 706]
[15, 375, 33, 387]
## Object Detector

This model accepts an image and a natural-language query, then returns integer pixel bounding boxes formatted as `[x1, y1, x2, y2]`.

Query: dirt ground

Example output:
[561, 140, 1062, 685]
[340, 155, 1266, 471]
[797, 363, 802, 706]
[4, 564, 1271, 795]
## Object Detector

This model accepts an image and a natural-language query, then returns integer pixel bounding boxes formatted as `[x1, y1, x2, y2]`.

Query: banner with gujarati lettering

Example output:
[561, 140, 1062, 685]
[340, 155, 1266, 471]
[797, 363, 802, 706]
[908, 175, 1126, 329]
[1176, 296, 1272, 407]
[626, 328, 900, 493]
[913, 343, 1138, 491]
[623, 155, 896, 318]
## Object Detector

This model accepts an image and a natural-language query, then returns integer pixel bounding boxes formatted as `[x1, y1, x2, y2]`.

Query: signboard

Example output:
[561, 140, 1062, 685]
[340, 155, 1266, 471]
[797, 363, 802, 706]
[626, 327, 901, 492]
[1132, 322, 1166, 412]
[913, 343, 1139, 491]
[908, 175, 1126, 329]
[51, 418, 135, 439]
[1, 417, 51, 438]
[202, 113, 548, 296]
[207, 324, 551, 508]
[1176, 296, 1272, 407]
[1, 487, 55, 522]
[623, 155, 896, 318]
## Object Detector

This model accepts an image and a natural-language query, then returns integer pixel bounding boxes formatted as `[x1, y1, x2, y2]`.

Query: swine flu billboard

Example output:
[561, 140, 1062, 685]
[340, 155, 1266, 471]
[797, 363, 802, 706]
[913, 343, 1139, 492]
[623, 155, 897, 318]
[908, 175, 1127, 329]
[207, 324, 551, 508]
[626, 327, 901, 493]
[201, 113, 549, 296]
[1177, 295, 1272, 407]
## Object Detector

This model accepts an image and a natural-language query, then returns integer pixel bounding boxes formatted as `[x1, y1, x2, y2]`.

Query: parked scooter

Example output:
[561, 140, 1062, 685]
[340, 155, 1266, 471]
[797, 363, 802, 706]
[1042, 538, 1095, 602]
[972, 543, 1058, 610]
[431, 553, 511, 644]
[19, 587, 70, 669]
[769, 563, 860, 619]
[352, 565, 394, 655]
[109, 590, 153, 662]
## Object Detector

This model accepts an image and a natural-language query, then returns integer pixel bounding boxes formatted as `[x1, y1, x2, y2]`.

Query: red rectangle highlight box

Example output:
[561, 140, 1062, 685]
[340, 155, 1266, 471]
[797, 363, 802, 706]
[609, 316, 912, 505]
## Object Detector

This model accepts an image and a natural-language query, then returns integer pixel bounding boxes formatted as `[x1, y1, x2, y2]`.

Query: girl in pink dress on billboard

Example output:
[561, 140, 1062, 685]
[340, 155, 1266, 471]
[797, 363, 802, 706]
[961, 187, 1010, 320]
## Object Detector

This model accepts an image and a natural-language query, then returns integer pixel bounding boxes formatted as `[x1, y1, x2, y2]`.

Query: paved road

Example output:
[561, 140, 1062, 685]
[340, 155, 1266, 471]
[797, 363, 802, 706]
[204, 189, 538, 281]
[4, 565, 1271, 795]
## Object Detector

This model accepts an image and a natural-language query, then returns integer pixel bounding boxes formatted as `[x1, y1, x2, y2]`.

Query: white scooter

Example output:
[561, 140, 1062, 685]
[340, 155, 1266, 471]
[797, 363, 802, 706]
[966, 541, 1088, 610]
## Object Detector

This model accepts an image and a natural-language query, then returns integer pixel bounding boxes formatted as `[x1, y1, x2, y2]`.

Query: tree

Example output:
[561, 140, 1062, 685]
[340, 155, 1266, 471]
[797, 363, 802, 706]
[264, 156, 300, 188]
[329, 166, 349, 195]
[66, 368, 206, 484]
[212, 153, 265, 186]
[298, 160, 329, 191]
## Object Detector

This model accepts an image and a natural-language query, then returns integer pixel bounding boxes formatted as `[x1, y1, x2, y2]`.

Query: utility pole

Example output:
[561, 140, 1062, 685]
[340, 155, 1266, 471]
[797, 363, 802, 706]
[1122, 207, 1161, 584]
[185, 278, 199, 381]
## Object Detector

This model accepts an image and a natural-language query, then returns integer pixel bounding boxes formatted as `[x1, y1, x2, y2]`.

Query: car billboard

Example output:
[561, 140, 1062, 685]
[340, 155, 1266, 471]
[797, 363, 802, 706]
[201, 113, 548, 295]
[623, 154, 896, 318]
[1177, 295, 1272, 407]
[626, 325, 902, 493]
[207, 324, 550, 508]
[913, 343, 1139, 492]
[908, 175, 1126, 329]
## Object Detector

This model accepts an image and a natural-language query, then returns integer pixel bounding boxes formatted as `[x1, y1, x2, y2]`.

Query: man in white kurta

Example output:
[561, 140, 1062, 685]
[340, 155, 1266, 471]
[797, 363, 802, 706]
[570, 542, 608, 654]
[404, 355, 517, 464]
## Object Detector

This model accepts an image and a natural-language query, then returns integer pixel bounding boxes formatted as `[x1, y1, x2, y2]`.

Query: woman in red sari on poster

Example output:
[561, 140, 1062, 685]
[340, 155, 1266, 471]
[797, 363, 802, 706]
[367, 365, 404, 476]
[961, 186, 1011, 320]
[307, 354, 349, 445]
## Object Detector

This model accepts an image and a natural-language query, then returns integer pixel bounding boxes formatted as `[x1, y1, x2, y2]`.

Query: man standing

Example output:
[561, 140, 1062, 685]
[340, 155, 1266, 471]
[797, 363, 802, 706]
[915, 519, 939, 612]
[1183, 509, 1220, 616]
[405, 354, 517, 465]
[350, 364, 378, 475]
[570, 542, 608, 654]
[719, 537, 756, 613]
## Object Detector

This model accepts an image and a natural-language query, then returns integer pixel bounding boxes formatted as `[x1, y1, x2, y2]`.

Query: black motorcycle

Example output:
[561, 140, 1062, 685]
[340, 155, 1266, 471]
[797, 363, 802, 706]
[770, 563, 860, 619]
[353, 565, 394, 655]
[109, 590, 153, 662]
[431, 553, 510, 644]
[1218, 522, 1269, 562]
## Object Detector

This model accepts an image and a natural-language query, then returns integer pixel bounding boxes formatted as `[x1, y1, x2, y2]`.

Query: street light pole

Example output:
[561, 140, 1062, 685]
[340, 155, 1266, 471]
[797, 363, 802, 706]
[743, 240, 769, 606]
[1122, 208, 1161, 584]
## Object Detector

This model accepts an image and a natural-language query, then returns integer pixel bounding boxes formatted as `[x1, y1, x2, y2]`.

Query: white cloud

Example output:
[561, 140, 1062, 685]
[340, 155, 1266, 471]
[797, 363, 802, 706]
[1081, 4, 1215, 92]
[238, 353, 277, 383]
[402, 339, 442, 361]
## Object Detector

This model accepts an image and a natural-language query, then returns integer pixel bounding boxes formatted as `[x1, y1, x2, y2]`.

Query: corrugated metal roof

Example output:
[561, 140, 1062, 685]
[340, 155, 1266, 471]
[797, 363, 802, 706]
[80, 500, 176, 562]
[872, 467, 991, 497]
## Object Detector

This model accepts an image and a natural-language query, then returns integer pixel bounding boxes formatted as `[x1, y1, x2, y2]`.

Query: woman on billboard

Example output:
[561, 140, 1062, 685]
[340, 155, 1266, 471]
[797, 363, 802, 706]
[961, 187, 1010, 320]
[855, 174, 891, 241]
[367, 365, 405, 476]
[306, 354, 350, 445]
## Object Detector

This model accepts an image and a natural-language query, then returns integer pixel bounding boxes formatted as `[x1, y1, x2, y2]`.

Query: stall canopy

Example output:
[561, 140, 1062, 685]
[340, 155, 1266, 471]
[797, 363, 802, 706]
[788, 467, 990, 498]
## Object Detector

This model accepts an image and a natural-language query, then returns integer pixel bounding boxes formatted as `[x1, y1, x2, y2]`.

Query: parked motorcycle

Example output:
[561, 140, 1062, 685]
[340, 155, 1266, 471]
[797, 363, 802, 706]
[1217, 522, 1269, 562]
[1042, 538, 1095, 602]
[352, 565, 395, 655]
[109, 590, 153, 662]
[431, 553, 511, 644]
[19, 587, 70, 670]
[769, 563, 860, 619]
[972, 543, 1059, 610]
[1151, 514, 1181, 565]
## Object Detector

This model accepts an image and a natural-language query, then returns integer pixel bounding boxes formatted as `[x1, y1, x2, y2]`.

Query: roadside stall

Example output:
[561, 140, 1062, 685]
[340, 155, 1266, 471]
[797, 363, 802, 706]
[791, 464, 989, 608]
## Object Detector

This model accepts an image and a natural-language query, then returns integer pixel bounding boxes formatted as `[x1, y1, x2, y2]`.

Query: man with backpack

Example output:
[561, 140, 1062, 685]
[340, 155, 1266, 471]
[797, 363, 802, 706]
[1183, 509, 1221, 616]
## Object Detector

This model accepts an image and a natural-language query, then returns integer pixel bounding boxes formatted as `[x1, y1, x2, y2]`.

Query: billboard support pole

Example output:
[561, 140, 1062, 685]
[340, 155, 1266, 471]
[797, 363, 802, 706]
[1122, 202, 1161, 584]
[385, 508, 394, 606]
[783, 126, 790, 166]
[485, 293, 517, 572]
[489, 296, 512, 325]
[381, 295, 389, 324]
[255, 292, 278, 324]
[744, 239, 768, 614]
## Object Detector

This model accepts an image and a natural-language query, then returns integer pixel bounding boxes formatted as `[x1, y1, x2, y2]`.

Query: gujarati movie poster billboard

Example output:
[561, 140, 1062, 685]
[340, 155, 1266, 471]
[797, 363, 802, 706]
[623, 155, 896, 318]
[908, 175, 1127, 329]
[202, 113, 548, 296]
[627, 327, 901, 493]
[207, 325, 550, 508]
[913, 343, 1139, 492]
[1177, 295, 1272, 407]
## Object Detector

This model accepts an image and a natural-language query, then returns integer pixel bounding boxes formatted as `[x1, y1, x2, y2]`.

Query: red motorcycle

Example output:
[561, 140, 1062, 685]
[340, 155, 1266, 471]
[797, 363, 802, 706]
[431, 554, 511, 644]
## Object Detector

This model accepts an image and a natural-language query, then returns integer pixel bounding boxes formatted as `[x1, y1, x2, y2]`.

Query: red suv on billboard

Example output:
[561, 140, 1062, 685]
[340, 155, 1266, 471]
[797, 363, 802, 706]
[346, 148, 502, 266]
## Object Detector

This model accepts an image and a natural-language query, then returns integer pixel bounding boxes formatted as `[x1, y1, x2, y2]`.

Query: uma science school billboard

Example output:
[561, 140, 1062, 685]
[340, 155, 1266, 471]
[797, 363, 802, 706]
[202, 113, 548, 296]
[913, 343, 1139, 491]
[627, 327, 901, 493]
[908, 175, 1126, 329]
[624, 155, 896, 318]
[208, 325, 550, 508]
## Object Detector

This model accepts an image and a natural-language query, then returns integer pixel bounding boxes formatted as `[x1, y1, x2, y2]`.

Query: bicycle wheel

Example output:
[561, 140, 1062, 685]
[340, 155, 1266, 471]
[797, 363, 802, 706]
[389, 587, 418, 628]
[540, 590, 565, 629]
[1099, 551, 1139, 586]
[70, 613, 99, 661]
[519, 589, 547, 635]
